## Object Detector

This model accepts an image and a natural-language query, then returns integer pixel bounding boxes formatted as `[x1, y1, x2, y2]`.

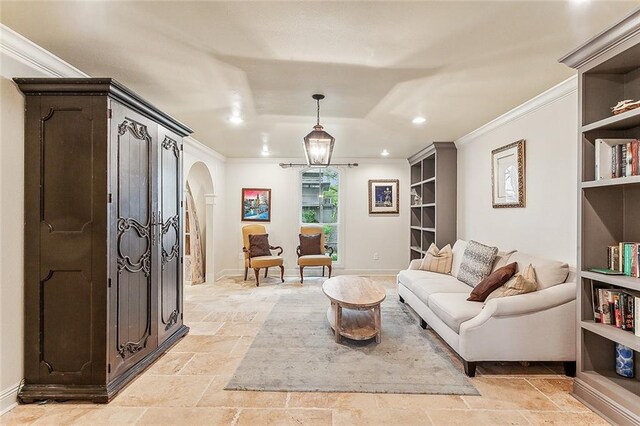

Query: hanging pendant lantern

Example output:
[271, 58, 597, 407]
[303, 94, 335, 167]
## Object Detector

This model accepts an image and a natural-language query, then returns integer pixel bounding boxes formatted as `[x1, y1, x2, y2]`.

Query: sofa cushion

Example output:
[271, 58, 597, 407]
[491, 250, 516, 272]
[402, 277, 472, 305]
[468, 262, 517, 302]
[398, 269, 460, 287]
[451, 240, 468, 277]
[508, 252, 569, 289]
[427, 293, 484, 333]
[419, 243, 453, 274]
[457, 240, 498, 287]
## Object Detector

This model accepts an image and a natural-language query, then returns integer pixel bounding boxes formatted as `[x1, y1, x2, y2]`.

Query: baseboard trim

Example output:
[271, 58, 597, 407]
[215, 268, 400, 281]
[0, 382, 20, 415]
[573, 377, 639, 425]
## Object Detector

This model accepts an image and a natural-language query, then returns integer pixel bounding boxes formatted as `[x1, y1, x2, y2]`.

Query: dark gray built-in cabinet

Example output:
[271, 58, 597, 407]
[560, 9, 640, 425]
[408, 142, 457, 261]
[14, 78, 192, 403]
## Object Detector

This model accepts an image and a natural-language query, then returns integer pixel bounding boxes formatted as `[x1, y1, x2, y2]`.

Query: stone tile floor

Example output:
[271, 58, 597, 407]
[1, 275, 608, 425]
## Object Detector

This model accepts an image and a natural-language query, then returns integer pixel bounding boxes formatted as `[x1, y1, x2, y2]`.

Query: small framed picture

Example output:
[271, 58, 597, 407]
[491, 140, 525, 208]
[241, 188, 271, 222]
[368, 179, 399, 214]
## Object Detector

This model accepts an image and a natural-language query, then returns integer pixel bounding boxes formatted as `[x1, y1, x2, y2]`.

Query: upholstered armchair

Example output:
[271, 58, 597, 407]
[296, 225, 334, 283]
[242, 224, 284, 286]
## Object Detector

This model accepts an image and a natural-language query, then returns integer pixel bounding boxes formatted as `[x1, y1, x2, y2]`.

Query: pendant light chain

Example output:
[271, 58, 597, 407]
[316, 98, 320, 126]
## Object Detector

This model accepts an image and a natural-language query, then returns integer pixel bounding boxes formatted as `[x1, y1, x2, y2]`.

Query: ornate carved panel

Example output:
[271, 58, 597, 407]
[161, 215, 179, 269]
[117, 217, 151, 276]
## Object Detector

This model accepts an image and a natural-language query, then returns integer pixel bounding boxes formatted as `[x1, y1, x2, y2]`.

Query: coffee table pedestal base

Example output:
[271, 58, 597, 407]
[327, 302, 381, 343]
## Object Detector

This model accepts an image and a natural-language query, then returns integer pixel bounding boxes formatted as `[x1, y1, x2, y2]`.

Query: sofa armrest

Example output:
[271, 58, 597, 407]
[462, 282, 576, 330]
[408, 259, 422, 270]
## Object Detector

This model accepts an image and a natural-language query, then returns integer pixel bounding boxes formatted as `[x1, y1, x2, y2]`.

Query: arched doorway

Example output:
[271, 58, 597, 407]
[185, 161, 214, 284]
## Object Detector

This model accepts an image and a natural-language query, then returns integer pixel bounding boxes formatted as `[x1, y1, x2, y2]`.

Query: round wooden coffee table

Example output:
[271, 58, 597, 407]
[322, 276, 386, 343]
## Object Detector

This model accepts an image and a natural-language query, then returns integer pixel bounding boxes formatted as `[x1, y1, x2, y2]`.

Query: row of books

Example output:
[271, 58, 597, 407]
[595, 138, 640, 180]
[592, 285, 640, 337]
[607, 242, 640, 277]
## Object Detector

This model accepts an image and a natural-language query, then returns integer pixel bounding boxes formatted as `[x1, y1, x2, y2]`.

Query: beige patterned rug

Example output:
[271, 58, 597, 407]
[226, 284, 479, 395]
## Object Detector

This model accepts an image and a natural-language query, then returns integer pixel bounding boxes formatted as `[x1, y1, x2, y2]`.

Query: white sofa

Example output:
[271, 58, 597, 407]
[397, 240, 576, 377]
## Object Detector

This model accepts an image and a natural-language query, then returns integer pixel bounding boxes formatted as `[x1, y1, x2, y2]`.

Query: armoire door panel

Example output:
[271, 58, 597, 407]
[157, 128, 183, 342]
[110, 105, 158, 375]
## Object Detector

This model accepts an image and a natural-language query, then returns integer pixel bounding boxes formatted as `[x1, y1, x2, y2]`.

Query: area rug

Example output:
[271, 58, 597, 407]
[225, 284, 479, 395]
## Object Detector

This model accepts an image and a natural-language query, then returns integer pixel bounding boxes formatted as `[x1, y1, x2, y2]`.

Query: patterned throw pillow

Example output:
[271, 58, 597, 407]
[486, 264, 538, 301]
[457, 240, 499, 287]
[419, 243, 453, 274]
[249, 234, 271, 257]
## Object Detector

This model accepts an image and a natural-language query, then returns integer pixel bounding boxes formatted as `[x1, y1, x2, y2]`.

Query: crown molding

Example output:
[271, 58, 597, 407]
[225, 157, 407, 165]
[184, 136, 227, 163]
[455, 75, 577, 147]
[559, 7, 640, 69]
[0, 24, 87, 78]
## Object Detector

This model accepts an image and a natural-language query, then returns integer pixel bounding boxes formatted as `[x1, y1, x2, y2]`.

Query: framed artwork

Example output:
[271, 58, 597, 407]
[368, 179, 399, 214]
[241, 188, 271, 222]
[491, 140, 525, 208]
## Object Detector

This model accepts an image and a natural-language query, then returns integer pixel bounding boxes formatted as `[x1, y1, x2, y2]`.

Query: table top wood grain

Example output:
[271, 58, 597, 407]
[322, 276, 386, 309]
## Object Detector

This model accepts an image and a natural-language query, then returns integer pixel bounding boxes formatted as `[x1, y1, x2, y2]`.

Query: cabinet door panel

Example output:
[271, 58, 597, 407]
[157, 127, 183, 343]
[109, 102, 158, 377]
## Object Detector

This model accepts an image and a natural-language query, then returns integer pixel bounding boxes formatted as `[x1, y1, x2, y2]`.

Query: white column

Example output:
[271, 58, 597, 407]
[204, 194, 216, 283]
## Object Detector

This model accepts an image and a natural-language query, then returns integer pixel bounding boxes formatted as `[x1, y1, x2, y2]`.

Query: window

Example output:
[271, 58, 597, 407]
[300, 168, 340, 262]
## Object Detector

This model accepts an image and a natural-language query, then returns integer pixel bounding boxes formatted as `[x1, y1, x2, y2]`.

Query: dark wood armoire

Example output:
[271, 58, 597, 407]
[14, 78, 192, 403]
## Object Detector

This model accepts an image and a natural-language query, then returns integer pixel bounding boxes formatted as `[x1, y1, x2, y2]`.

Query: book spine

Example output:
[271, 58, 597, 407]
[608, 290, 616, 325]
[635, 296, 640, 337]
[619, 242, 624, 272]
[622, 144, 628, 177]
[616, 145, 623, 178]
[602, 290, 612, 324]
[621, 293, 628, 330]
[612, 146, 616, 178]
[614, 293, 622, 328]
[633, 140, 639, 176]
[607, 246, 613, 270]
[637, 243, 640, 278]
[625, 293, 634, 331]
[625, 243, 632, 276]
[593, 286, 601, 323]
[613, 246, 620, 273]
[627, 142, 633, 177]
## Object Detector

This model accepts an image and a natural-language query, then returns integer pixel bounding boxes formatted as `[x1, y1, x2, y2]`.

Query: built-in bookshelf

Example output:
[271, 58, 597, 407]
[560, 9, 640, 424]
[407, 142, 457, 261]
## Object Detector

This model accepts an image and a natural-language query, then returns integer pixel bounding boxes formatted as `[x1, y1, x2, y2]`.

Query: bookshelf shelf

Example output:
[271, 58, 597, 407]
[581, 320, 640, 352]
[561, 10, 640, 423]
[582, 107, 640, 133]
[407, 142, 457, 261]
[582, 175, 640, 189]
[582, 271, 640, 292]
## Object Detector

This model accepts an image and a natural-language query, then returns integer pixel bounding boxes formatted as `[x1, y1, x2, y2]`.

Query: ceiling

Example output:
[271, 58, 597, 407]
[1, 1, 638, 159]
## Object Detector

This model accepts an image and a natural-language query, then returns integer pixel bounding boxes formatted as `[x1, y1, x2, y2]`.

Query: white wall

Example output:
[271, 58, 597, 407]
[456, 77, 578, 266]
[0, 25, 88, 414]
[183, 138, 226, 283]
[220, 159, 410, 278]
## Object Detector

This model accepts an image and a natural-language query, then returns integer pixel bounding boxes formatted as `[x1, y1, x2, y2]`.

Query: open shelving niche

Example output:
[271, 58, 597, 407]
[560, 9, 640, 424]
[408, 142, 457, 262]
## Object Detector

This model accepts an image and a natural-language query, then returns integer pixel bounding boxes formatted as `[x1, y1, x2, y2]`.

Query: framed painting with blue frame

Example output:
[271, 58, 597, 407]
[368, 179, 399, 214]
[241, 188, 271, 222]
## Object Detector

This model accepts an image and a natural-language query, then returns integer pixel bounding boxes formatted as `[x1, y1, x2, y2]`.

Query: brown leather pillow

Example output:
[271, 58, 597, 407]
[299, 233, 322, 256]
[467, 262, 517, 302]
[249, 234, 271, 257]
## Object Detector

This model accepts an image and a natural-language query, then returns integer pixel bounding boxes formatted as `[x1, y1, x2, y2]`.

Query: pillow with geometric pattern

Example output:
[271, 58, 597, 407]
[457, 240, 498, 287]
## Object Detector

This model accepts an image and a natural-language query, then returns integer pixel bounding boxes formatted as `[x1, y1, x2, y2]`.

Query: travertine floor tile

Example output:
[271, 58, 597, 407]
[145, 351, 194, 375]
[287, 392, 377, 409]
[169, 335, 240, 354]
[184, 321, 224, 335]
[214, 322, 262, 337]
[179, 353, 243, 376]
[136, 407, 236, 425]
[333, 408, 432, 425]
[522, 410, 610, 425]
[463, 377, 558, 411]
[197, 388, 287, 408]
[374, 393, 467, 410]
[236, 408, 332, 426]
[526, 378, 589, 412]
[428, 409, 529, 425]
[62, 406, 146, 425]
[111, 375, 212, 407]
[0, 406, 46, 425]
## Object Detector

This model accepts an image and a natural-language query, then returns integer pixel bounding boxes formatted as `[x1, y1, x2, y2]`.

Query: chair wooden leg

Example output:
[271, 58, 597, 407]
[328, 265, 332, 278]
[244, 267, 248, 281]
[299, 266, 304, 283]
[264, 267, 268, 278]
[279, 265, 284, 283]
[254, 268, 260, 286]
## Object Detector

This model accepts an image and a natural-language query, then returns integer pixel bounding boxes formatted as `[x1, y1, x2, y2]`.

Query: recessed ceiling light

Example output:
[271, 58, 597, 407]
[412, 116, 426, 124]
[228, 115, 244, 124]
[381, 149, 390, 157]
